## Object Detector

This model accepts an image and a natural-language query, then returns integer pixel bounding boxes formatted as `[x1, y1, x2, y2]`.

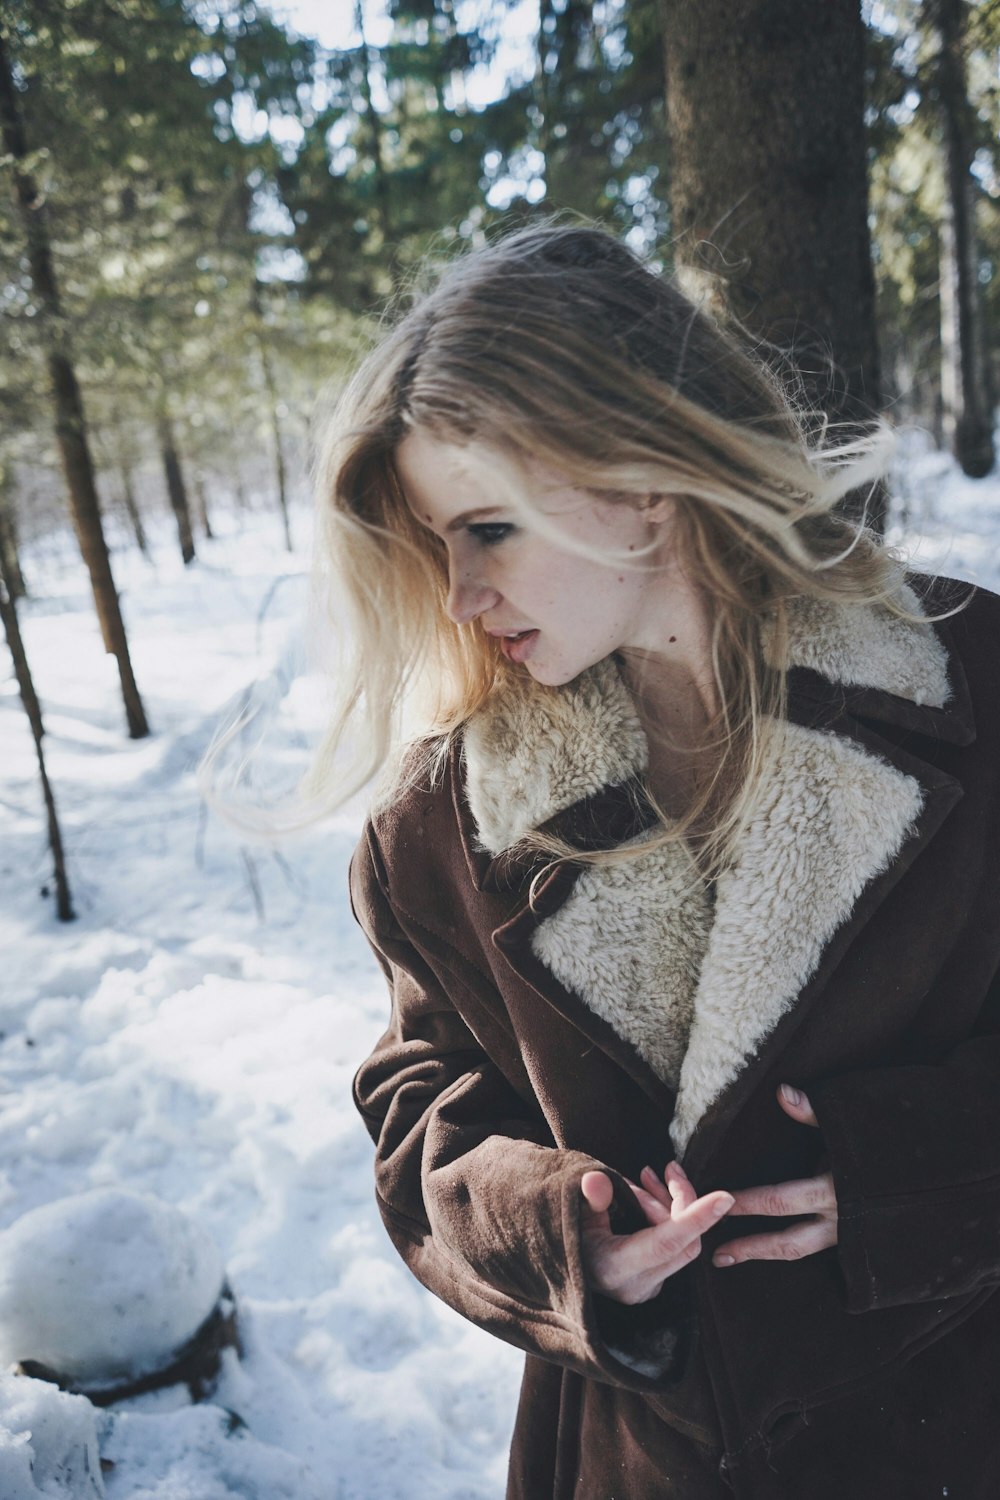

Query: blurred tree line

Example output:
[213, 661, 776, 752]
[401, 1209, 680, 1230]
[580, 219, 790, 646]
[0, 0, 997, 913]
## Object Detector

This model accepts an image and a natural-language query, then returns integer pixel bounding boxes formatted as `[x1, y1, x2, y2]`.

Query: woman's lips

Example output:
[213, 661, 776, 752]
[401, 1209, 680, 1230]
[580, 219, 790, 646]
[499, 629, 539, 663]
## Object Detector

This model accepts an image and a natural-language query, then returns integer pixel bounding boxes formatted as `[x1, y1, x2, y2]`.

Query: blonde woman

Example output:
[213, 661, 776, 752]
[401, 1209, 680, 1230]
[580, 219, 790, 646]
[320, 224, 1000, 1497]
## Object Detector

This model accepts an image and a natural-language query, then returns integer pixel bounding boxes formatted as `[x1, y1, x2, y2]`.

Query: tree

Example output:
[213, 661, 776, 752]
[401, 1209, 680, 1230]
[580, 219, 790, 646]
[0, 547, 74, 922]
[928, 0, 994, 475]
[0, 22, 150, 736]
[662, 0, 885, 527]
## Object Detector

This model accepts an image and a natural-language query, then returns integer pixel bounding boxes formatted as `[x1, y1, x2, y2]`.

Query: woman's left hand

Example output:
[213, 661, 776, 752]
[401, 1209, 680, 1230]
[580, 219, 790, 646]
[710, 1083, 838, 1268]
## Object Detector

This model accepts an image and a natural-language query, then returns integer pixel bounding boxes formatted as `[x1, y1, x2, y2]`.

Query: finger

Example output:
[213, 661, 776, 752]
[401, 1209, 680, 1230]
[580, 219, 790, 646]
[618, 1191, 733, 1273]
[580, 1170, 614, 1231]
[712, 1217, 837, 1267]
[663, 1161, 697, 1213]
[726, 1173, 836, 1218]
[627, 1179, 672, 1226]
[639, 1165, 674, 1210]
[777, 1083, 820, 1128]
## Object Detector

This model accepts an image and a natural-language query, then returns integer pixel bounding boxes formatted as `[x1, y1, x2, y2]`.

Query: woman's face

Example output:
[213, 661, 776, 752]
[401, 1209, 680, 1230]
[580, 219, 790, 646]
[394, 428, 703, 689]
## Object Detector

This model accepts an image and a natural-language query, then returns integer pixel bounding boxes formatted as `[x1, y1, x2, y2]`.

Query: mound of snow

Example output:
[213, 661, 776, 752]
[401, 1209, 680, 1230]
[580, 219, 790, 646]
[0, 1191, 224, 1391]
[0, 1372, 105, 1498]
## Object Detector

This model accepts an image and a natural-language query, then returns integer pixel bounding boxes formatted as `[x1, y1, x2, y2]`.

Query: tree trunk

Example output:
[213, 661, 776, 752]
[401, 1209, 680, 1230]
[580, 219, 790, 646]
[661, 0, 885, 529]
[157, 411, 196, 564]
[0, 559, 75, 922]
[119, 456, 148, 556]
[0, 31, 149, 736]
[194, 474, 214, 540]
[355, 0, 392, 243]
[0, 473, 27, 601]
[252, 312, 293, 550]
[932, 0, 995, 477]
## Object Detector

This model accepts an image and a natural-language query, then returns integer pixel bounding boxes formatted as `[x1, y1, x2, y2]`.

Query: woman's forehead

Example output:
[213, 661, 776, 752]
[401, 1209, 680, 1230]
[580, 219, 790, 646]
[394, 428, 579, 520]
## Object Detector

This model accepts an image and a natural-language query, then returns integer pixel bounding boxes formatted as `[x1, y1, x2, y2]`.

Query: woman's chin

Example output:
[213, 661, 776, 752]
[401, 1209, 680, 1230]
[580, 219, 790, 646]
[524, 657, 598, 688]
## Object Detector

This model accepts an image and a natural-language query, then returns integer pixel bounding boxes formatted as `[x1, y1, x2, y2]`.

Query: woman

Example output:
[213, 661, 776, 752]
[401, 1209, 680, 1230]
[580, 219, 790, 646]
[319, 223, 1000, 1497]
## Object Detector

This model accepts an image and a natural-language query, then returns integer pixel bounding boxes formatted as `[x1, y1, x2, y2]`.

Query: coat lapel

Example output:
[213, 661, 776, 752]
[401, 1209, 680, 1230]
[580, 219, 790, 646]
[460, 578, 973, 1158]
[671, 714, 924, 1153]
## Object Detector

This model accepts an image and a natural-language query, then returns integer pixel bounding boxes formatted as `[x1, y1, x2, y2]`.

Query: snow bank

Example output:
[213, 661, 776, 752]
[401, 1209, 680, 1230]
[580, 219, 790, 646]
[0, 1191, 224, 1390]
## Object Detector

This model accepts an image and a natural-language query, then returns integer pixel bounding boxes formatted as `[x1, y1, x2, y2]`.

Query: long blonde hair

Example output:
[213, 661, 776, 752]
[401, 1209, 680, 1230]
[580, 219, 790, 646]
[213, 219, 967, 883]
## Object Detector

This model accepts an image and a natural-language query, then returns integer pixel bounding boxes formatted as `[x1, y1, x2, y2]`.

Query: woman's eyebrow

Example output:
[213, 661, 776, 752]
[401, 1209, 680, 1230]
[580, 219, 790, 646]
[444, 507, 504, 532]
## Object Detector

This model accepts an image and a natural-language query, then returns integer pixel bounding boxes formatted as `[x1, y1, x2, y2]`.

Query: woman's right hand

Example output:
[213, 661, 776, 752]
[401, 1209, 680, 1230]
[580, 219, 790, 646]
[580, 1162, 734, 1304]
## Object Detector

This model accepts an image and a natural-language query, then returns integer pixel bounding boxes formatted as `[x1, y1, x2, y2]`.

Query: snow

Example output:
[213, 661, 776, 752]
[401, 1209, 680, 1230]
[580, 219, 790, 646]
[0, 1190, 224, 1389]
[0, 1374, 105, 1500]
[0, 431, 997, 1497]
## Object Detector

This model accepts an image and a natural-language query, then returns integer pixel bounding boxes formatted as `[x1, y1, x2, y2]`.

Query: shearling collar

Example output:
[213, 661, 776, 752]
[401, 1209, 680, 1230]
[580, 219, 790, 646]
[463, 578, 954, 860]
[461, 575, 968, 1155]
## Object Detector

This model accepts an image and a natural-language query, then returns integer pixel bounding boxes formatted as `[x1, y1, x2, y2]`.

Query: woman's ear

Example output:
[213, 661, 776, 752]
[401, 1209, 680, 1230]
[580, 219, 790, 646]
[641, 494, 675, 524]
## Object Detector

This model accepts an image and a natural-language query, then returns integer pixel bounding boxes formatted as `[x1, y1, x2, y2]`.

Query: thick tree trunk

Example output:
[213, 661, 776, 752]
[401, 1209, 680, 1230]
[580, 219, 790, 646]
[932, 0, 995, 477]
[0, 30, 149, 738]
[0, 561, 75, 922]
[157, 412, 196, 564]
[661, 0, 885, 529]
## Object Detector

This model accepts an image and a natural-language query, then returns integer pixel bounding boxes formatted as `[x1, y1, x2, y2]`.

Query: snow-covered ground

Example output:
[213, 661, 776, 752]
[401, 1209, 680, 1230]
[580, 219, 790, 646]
[0, 427, 997, 1499]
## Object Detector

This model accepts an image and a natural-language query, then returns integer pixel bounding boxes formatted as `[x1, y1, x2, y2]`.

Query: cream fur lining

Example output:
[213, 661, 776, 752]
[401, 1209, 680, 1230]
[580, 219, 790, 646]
[463, 656, 647, 856]
[462, 587, 945, 1152]
[530, 831, 713, 1092]
[761, 584, 950, 708]
[669, 719, 922, 1151]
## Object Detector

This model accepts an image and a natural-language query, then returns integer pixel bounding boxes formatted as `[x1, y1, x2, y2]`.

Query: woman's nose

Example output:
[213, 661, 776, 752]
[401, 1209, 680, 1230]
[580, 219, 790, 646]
[445, 565, 500, 626]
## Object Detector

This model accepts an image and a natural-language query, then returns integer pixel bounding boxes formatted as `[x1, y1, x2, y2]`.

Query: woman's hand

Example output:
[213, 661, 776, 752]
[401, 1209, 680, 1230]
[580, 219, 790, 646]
[711, 1084, 838, 1268]
[580, 1163, 733, 1305]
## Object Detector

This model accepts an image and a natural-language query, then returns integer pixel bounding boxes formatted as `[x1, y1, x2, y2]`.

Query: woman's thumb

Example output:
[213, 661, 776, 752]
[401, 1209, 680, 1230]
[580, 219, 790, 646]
[580, 1170, 614, 1215]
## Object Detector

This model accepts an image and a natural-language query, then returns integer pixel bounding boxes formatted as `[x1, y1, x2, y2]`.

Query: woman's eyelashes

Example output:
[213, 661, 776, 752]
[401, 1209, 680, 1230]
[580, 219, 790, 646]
[467, 521, 515, 546]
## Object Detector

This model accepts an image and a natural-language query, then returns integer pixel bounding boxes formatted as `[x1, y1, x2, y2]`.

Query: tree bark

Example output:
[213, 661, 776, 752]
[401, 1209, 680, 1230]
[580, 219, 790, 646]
[117, 452, 148, 556]
[661, 0, 885, 528]
[157, 411, 196, 564]
[194, 474, 214, 540]
[0, 559, 75, 922]
[0, 472, 27, 601]
[0, 29, 149, 737]
[931, 0, 995, 477]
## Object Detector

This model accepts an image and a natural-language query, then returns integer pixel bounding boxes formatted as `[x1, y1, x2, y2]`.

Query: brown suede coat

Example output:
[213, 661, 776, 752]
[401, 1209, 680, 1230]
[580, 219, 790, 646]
[350, 575, 1000, 1499]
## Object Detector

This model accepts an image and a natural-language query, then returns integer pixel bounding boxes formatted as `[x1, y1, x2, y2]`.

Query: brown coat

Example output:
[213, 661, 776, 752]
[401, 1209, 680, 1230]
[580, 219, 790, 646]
[350, 574, 1000, 1499]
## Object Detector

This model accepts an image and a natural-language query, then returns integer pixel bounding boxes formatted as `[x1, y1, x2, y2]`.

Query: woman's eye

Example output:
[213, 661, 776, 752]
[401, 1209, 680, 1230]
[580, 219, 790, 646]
[467, 522, 515, 546]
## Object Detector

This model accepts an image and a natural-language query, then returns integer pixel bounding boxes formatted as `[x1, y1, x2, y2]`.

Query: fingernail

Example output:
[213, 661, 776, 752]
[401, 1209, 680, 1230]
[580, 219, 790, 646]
[713, 1253, 735, 1268]
[713, 1196, 734, 1218]
[641, 1165, 654, 1180]
[780, 1083, 803, 1107]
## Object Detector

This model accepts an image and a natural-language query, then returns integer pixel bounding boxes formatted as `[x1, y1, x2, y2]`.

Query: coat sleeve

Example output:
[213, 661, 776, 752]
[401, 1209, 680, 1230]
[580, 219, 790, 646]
[348, 820, 692, 1389]
[809, 966, 1000, 1314]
